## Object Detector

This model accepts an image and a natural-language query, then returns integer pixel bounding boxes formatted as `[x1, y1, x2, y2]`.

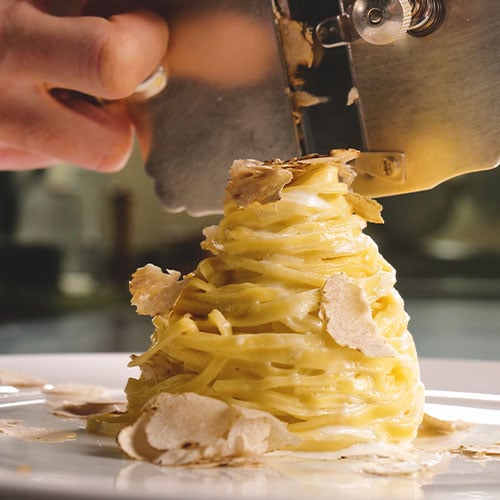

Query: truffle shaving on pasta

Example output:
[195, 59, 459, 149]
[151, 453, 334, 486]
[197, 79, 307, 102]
[90, 151, 424, 462]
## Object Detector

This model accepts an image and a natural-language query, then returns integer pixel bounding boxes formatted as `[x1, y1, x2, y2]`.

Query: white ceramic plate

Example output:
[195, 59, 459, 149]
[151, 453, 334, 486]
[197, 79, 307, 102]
[0, 354, 499, 500]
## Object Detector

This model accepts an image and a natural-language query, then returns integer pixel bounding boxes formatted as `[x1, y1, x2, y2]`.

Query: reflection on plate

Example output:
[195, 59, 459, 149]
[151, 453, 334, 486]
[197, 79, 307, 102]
[0, 354, 499, 499]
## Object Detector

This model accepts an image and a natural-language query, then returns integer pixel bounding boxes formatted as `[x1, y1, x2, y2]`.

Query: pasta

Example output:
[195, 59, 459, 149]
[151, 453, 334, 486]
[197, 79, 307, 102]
[90, 151, 424, 456]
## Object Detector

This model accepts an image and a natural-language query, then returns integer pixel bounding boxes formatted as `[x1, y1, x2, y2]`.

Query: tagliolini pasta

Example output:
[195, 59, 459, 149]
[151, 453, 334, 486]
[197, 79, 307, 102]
[92, 151, 424, 454]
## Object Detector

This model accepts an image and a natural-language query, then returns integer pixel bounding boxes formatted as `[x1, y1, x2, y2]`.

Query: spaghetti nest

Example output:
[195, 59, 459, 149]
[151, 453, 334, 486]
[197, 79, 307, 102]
[100, 152, 424, 451]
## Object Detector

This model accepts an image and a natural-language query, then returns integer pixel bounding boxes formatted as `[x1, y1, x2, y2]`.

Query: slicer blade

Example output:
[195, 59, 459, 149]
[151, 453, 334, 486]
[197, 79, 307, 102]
[144, 1, 301, 216]
[143, 0, 499, 215]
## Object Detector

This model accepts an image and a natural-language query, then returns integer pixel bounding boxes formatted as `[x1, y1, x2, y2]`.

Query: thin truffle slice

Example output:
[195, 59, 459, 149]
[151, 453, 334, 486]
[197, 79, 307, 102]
[117, 392, 300, 466]
[226, 160, 293, 207]
[321, 273, 397, 358]
[130, 264, 189, 316]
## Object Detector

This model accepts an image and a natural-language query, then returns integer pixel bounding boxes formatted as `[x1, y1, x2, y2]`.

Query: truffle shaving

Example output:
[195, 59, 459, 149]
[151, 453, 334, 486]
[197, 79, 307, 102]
[43, 382, 110, 401]
[275, 14, 314, 85]
[117, 392, 300, 466]
[0, 419, 76, 443]
[0, 369, 46, 388]
[345, 193, 384, 224]
[321, 273, 397, 358]
[451, 443, 500, 458]
[226, 160, 293, 207]
[130, 264, 189, 316]
[50, 401, 127, 419]
[293, 90, 329, 108]
[420, 413, 474, 435]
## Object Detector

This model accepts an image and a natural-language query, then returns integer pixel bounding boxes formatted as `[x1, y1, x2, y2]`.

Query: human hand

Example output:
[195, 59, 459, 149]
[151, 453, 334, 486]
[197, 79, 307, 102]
[0, 0, 168, 172]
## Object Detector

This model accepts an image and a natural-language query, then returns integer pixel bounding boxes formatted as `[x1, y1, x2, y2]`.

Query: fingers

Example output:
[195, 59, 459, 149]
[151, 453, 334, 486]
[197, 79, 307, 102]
[0, 82, 135, 172]
[166, 11, 277, 88]
[1, 2, 169, 100]
[0, 147, 56, 171]
[127, 101, 153, 160]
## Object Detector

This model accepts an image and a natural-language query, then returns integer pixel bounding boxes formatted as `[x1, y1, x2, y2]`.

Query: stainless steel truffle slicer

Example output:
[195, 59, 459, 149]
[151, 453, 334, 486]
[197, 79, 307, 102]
[142, 0, 499, 215]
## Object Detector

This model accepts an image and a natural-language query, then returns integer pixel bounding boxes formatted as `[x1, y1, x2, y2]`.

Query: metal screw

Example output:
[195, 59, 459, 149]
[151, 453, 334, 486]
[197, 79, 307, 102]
[367, 8, 384, 25]
[383, 156, 399, 177]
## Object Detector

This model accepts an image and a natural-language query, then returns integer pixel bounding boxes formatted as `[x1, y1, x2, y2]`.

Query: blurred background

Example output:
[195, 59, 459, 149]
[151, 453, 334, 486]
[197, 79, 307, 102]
[0, 147, 499, 360]
[1, 0, 499, 361]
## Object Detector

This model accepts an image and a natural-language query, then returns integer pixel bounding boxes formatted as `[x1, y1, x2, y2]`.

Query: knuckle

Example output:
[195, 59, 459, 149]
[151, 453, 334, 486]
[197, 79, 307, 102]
[88, 25, 143, 100]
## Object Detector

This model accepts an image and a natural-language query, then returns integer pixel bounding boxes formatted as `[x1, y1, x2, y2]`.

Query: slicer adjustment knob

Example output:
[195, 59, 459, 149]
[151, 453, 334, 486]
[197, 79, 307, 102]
[352, 0, 412, 45]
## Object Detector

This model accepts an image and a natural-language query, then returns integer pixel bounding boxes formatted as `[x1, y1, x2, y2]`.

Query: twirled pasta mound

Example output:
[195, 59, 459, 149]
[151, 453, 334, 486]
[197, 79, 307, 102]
[95, 151, 424, 454]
